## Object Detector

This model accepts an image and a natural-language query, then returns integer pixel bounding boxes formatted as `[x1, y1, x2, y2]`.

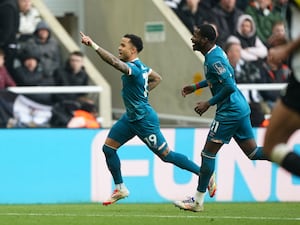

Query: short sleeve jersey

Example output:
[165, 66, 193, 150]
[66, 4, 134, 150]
[204, 45, 250, 121]
[121, 58, 152, 122]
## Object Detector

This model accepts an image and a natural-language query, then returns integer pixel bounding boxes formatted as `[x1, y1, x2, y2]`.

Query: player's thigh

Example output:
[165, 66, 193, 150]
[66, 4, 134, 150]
[234, 115, 257, 154]
[106, 114, 135, 148]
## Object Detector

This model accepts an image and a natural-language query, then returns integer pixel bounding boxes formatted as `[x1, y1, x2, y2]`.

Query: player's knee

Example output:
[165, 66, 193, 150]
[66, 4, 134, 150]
[160, 150, 176, 163]
[155, 146, 170, 161]
[102, 144, 116, 157]
[160, 152, 170, 162]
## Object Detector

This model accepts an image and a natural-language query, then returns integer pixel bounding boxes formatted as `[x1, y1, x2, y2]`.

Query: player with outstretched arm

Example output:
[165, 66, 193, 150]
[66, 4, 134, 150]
[80, 32, 216, 205]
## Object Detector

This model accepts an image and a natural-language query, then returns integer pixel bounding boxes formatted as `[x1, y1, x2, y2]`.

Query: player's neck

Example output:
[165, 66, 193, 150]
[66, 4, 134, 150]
[202, 44, 215, 55]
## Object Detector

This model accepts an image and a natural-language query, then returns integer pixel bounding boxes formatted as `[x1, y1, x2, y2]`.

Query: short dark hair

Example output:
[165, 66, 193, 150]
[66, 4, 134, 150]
[124, 34, 143, 53]
[71, 51, 84, 57]
[198, 24, 217, 42]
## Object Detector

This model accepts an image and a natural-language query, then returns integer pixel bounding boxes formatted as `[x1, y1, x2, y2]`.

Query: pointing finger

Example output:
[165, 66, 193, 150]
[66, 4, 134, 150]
[80, 31, 85, 37]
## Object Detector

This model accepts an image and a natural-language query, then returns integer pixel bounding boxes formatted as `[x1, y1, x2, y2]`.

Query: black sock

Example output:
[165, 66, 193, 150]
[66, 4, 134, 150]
[281, 152, 300, 177]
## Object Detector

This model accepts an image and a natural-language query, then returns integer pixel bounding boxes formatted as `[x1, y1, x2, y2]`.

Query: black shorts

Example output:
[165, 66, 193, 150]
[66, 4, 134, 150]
[280, 73, 300, 114]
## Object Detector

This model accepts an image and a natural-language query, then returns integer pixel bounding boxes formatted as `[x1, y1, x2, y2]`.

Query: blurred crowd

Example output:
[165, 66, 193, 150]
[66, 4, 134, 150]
[165, 0, 291, 127]
[0, 0, 100, 128]
[0, 0, 291, 128]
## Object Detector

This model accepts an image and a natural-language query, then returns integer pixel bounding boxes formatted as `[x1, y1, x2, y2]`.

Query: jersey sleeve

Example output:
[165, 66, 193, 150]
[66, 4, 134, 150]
[209, 59, 235, 86]
[126, 62, 140, 76]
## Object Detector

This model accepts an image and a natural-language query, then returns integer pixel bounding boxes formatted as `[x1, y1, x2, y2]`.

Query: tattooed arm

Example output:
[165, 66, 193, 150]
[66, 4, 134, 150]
[80, 31, 129, 74]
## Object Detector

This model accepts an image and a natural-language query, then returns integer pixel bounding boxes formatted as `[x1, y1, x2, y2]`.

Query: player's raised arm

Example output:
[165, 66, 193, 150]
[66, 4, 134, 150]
[80, 31, 129, 74]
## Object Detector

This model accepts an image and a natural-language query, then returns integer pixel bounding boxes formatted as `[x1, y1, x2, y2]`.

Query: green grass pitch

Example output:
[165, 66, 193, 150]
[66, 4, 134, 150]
[0, 202, 299, 225]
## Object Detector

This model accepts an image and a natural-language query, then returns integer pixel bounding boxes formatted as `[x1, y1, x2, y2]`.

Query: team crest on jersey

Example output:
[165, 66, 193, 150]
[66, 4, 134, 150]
[213, 61, 226, 75]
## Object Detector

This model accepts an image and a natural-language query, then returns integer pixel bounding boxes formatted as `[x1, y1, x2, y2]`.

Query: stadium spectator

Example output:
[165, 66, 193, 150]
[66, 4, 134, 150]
[0, 0, 19, 75]
[259, 51, 291, 111]
[234, 14, 268, 63]
[199, 0, 219, 10]
[235, 0, 251, 11]
[266, 20, 288, 48]
[174, 0, 214, 33]
[50, 97, 100, 128]
[209, 0, 244, 48]
[13, 46, 55, 106]
[17, 0, 41, 42]
[53, 51, 89, 103]
[20, 20, 62, 77]
[66, 98, 100, 129]
[273, 0, 289, 23]
[0, 48, 16, 89]
[245, 0, 282, 45]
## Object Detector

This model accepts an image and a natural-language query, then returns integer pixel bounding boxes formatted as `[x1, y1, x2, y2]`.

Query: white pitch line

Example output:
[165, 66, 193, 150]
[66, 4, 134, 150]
[0, 213, 299, 221]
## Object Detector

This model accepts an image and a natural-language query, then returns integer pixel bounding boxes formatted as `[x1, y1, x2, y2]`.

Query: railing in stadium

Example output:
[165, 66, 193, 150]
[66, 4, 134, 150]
[7, 83, 287, 128]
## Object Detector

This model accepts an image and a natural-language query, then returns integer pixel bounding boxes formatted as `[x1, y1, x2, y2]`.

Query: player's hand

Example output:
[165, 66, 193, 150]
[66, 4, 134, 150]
[181, 85, 194, 97]
[194, 101, 210, 116]
[80, 31, 92, 46]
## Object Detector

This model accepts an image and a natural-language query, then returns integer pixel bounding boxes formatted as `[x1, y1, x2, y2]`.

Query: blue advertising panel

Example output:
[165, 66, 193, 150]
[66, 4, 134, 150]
[0, 129, 99, 204]
[0, 128, 299, 204]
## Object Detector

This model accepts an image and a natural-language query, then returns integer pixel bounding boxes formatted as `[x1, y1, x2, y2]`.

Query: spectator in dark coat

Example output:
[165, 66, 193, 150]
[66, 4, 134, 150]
[13, 46, 55, 105]
[174, 0, 214, 33]
[259, 52, 291, 111]
[210, 0, 244, 48]
[53, 51, 89, 103]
